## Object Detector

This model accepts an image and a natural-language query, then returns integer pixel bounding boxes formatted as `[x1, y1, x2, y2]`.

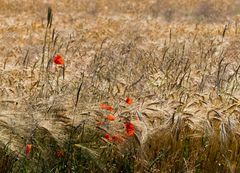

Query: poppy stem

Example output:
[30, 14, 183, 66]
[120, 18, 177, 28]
[63, 65, 65, 80]
[75, 72, 84, 107]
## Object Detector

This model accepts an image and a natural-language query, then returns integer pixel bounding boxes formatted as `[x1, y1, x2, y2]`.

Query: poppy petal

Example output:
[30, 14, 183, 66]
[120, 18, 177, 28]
[126, 97, 133, 105]
[104, 134, 112, 141]
[106, 114, 115, 121]
[54, 55, 64, 65]
[26, 144, 33, 158]
[100, 104, 114, 111]
[125, 122, 135, 136]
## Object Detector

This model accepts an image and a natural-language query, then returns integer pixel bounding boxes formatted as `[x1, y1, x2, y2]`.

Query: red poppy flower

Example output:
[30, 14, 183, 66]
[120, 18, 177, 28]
[26, 144, 32, 158]
[100, 104, 114, 111]
[106, 114, 115, 121]
[56, 150, 64, 157]
[104, 134, 112, 141]
[126, 97, 133, 105]
[54, 54, 64, 65]
[125, 122, 135, 136]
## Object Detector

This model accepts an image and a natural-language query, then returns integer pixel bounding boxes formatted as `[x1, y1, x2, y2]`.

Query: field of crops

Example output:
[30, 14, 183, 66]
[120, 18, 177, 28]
[1, 0, 240, 172]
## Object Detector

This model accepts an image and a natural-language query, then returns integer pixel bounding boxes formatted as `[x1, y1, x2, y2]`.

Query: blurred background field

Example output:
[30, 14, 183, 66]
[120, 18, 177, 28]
[1, 0, 240, 172]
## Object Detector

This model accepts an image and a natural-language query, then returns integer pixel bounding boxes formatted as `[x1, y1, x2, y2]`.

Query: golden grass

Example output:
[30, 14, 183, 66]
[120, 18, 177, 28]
[1, 0, 240, 172]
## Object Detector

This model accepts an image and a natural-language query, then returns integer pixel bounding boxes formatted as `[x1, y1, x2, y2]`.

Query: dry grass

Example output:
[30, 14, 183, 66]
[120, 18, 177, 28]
[1, 0, 240, 172]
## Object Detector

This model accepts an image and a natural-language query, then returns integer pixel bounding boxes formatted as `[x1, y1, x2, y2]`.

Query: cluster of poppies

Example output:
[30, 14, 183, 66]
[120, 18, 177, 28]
[99, 97, 135, 143]
[25, 55, 135, 158]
